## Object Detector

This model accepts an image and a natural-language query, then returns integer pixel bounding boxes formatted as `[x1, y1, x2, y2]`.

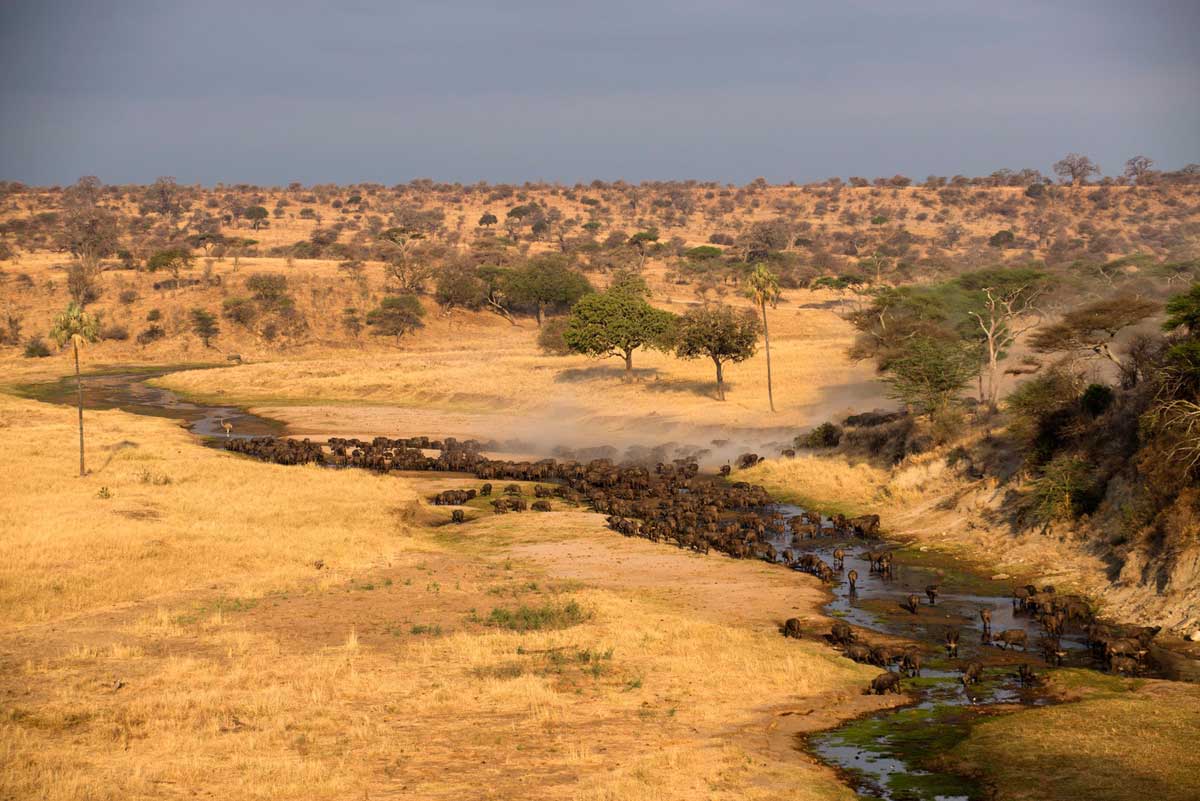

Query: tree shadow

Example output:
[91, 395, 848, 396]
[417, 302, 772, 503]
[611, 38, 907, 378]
[93, 439, 139, 474]
[554, 365, 660, 383]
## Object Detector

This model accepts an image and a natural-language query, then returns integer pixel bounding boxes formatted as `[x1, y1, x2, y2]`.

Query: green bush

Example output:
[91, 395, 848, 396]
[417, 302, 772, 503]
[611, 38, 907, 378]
[485, 600, 592, 631]
[798, 422, 842, 448]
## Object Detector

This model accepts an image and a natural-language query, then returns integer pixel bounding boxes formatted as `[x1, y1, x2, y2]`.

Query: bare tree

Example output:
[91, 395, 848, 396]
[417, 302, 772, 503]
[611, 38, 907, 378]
[1122, 155, 1155, 184]
[1052, 153, 1101, 186]
[960, 269, 1046, 409]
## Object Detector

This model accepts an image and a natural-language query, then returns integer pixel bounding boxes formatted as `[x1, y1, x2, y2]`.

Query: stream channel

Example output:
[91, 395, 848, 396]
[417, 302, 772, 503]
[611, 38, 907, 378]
[18, 367, 1191, 801]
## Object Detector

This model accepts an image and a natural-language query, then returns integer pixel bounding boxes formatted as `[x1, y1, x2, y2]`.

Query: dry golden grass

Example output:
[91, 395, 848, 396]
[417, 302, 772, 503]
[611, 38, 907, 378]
[953, 673, 1200, 801]
[0, 393, 876, 800]
[0, 392, 424, 625]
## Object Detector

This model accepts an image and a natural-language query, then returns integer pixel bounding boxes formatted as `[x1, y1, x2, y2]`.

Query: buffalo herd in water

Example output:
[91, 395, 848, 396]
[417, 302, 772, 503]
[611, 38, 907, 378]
[224, 433, 1163, 692]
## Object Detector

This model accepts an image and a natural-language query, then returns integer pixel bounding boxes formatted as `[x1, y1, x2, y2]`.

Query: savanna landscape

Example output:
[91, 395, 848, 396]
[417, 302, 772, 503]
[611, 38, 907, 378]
[2, 161, 1199, 801]
[2, 3, 1199, 799]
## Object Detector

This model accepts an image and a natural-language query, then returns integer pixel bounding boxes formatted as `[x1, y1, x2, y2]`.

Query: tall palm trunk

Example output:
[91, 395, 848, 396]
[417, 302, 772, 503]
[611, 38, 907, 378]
[761, 299, 775, 412]
[74, 341, 85, 476]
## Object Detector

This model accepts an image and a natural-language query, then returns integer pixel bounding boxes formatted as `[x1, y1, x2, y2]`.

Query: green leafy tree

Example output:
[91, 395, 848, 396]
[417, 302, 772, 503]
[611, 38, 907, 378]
[190, 308, 219, 347]
[563, 275, 676, 374]
[504, 256, 592, 325]
[478, 212, 498, 228]
[244, 205, 269, 230]
[366, 294, 425, 342]
[1163, 283, 1200, 335]
[881, 336, 979, 416]
[147, 247, 194, 289]
[435, 262, 488, 310]
[49, 302, 101, 476]
[674, 305, 761, 401]
[745, 264, 781, 411]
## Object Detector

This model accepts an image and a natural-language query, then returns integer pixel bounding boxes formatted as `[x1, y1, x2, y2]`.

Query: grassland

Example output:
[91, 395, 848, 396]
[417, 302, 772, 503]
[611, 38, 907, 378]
[0, 392, 884, 801]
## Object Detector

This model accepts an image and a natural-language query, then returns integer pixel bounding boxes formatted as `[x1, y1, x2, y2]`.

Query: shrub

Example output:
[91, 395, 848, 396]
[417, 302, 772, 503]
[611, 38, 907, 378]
[136, 325, 165, 345]
[1030, 456, 1093, 524]
[146, 308, 162, 322]
[989, 229, 1016, 247]
[798, 422, 842, 448]
[1080, 383, 1115, 417]
[118, 289, 138, 305]
[870, 215, 889, 225]
[537, 316, 572, 355]
[485, 600, 592, 631]
[222, 297, 258, 327]
[100, 324, 129, 341]
[245, 272, 289, 305]
[23, 337, 51, 358]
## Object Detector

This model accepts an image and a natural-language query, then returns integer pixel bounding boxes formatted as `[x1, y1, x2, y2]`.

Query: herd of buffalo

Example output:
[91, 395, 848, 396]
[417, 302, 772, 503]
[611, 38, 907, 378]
[224, 433, 1165, 693]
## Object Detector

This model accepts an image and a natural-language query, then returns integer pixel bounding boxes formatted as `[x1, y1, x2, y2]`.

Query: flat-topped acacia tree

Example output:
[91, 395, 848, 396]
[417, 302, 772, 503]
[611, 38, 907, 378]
[562, 274, 676, 376]
[49, 302, 101, 476]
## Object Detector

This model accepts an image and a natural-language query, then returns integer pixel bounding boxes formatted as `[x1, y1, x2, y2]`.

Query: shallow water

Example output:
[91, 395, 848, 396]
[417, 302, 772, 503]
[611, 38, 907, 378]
[16, 368, 284, 440]
[767, 505, 1078, 801]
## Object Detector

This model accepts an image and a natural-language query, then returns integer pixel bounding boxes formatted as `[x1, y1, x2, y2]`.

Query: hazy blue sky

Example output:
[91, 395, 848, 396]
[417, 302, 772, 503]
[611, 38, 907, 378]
[1, 1, 1197, 185]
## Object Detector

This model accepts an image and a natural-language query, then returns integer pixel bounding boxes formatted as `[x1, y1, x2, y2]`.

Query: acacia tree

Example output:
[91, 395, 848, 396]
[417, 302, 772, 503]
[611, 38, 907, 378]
[1052, 153, 1100, 185]
[745, 264, 781, 411]
[563, 274, 676, 375]
[147, 247, 194, 290]
[190, 308, 219, 347]
[1123, 156, 1155, 184]
[882, 336, 980, 416]
[50, 303, 101, 476]
[366, 294, 426, 342]
[1030, 295, 1159, 378]
[674, 305, 761, 401]
[957, 268, 1046, 409]
[244, 206, 269, 230]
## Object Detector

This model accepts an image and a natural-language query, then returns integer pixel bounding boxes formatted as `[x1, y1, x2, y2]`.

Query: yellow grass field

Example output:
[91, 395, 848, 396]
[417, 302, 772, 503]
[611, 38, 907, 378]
[0, 391, 886, 801]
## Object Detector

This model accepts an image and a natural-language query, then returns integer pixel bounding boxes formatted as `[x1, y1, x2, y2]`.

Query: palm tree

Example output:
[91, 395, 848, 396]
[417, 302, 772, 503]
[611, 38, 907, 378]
[50, 302, 101, 476]
[745, 264, 782, 412]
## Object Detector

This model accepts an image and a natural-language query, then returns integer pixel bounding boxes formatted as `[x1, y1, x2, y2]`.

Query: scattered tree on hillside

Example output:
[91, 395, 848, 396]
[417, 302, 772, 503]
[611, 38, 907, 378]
[478, 212, 498, 228]
[745, 264, 781, 411]
[674, 305, 761, 401]
[1029, 295, 1159, 377]
[49, 302, 101, 476]
[190, 308, 219, 347]
[503, 255, 592, 325]
[366, 294, 425, 342]
[435, 262, 488, 311]
[1123, 156, 1155, 185]
[562, 274, 676, 375]
[147, 247, 194, 290]
[958, 267, 1047, 409]
[61, 176, 119, 308]
[244, 205, 269, 230]
[1052, 153, 1101, 185]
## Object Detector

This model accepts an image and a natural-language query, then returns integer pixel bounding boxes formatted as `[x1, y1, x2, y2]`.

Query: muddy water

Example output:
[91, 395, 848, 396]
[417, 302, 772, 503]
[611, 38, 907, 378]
[15, 368, 284, 439]
[767, 505, 1081, 801]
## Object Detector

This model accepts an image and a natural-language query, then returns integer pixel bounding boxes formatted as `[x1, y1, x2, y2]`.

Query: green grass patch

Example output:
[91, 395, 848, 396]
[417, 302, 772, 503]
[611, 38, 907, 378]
[484, 600, 592, 631]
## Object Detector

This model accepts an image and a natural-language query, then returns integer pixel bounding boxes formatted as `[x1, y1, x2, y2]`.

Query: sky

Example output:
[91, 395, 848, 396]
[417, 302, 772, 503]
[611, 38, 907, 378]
[1, 1, 1197, 186]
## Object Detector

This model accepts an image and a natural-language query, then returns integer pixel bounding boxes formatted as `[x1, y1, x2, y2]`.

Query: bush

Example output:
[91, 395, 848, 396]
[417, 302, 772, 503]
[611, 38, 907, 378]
[222, 297, 258, 327]
[245, 272, 289, 305]
[485, 600, 592, 631]
[1080, 383, 1115, 417]
[537, 316, 572, 355]
[798, 422, 842, 449]
[100, 324, 129, 341]
[989, 229, 1016, 247]
[146, 308, 162, 322]
[136, 325, 165, 345]
[870, 215, 889, 225]
[23, 337, 51, 358]
[118, 289, 138, 305]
